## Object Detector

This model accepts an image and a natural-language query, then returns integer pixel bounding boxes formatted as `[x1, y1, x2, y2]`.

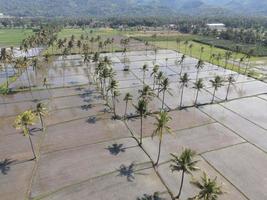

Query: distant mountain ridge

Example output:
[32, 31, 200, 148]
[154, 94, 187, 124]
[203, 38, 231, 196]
[0, 0, 266, 17]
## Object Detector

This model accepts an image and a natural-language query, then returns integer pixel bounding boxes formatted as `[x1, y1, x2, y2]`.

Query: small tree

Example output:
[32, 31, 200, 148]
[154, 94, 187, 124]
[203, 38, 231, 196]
[151, 65, 159, 90]
[170, 148, 199, 199]
[195, 60, 204, 80]
[210, 76, 223, 104]
[35, 103, 47, 131]
[179, 55, 186, 75]
[107, 79, 119, 117]
[134, 98, 148, 145]
[225, 75, 235, 101]
[142, 64, 149, 84]
[190, 172, 223, 200]
[14, 110, 37, 160]
[152, 111, 172, 166]
[138, 85, 155, 102]
[193, 79, 204, 106]
[159, 77, 171, 110]
[156, 71, 164, 96]
[179, 73, 190, 109]
[123, 92, 133, 118]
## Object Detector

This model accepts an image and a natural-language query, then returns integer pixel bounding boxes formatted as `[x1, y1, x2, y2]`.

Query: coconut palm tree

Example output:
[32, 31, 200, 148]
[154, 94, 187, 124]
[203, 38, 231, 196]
[238, 56, 245, 74]
[142, 64, 149, 84]
[170, 148, 199, 199]
[210, 76, 224, 103]
[193, 79, 204, 106]
[14, 110, 37, 160]
[215, 53, 222, 66]
[145, 41, 149, 56]
[152, 111, 172, 166]
[0, 48, 12, 89]
[176, 38, 181, 52]
[200, 46, 204, 60]
[134, 98, 148, 145]
[159, 77, 170, 110]
[184, 41, 189, 54]
[190, 172, 223, 200]
[106, 79, 119, 118]
[151, 65, 159, 90]
[165, 58, 168, 68]
[225, 75, 235, 101]
[123, 92, 133, 118]
[139, 85, 155, 102]
[209, 53, 216, 65]
[195, 60, 204, 80]
[156, 71, 164, 96]
[35, 103, 47, 131]
[179, 54, 186, 75]
[154, 47, 158, 62]
[15, 57, 32, 91]
[224, 51, 232, 70]
[112, 90, 120, 118]
[189, 44, 194, 57]
[244, 49, 254, 74]
[179, 73, 190, 108]
[209, 44, 214, 57]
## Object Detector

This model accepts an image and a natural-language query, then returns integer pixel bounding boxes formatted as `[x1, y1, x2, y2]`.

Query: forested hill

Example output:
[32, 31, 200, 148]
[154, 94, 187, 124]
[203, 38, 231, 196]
[0, 0, 266, 17]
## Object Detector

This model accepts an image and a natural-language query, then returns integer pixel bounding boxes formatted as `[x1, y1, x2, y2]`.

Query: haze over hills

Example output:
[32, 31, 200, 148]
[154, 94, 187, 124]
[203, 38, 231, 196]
[0, 0, 267, 17]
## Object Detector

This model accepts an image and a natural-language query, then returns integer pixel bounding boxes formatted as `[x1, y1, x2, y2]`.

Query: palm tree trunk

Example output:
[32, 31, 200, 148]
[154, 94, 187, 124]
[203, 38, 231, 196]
[180, 63, 183, 75]
[196, 69, 200, 80]
[179, 85, 184, 108]
[212, 88, 216, 103]
[4, 64, 9, 88]
[176, 171, 185, 199]
[112, 95, 116, 118]
[195, 90, 199, 106]
[25, 68, 31, 91]
[155, 137, 162, 166]
[225, 82, 231, 101]
[28, 134, 36, 160]
[39, 114, 44, 131]
[153, 76, 156, 90]
[143, 73, 145, 85]
[140, 114, 143, 145]
[162, 90, 165, 110]
[124, 101, 128, 118]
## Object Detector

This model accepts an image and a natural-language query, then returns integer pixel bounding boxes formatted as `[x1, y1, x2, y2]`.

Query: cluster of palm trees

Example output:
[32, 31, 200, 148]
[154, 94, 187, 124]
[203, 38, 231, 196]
[55, 33, 116, 57]
[13, 103, 47, 160]
[0, 26, 60, 93]
[175, 54, 237, 107]
[176, 39, 254, 76]
[170, 149, 223, 200]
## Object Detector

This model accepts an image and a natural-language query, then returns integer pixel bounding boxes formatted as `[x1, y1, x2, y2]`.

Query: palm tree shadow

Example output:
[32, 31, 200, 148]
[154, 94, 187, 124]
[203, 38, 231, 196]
[81, 104, 94, 111]
[0, 159, 16, 175]
[137, 192, 165, 200]
[86, 116, 99, 124]
[29, 127, 42, 133]
[117, 162, 148, 182]
[106, 143, 126, 156]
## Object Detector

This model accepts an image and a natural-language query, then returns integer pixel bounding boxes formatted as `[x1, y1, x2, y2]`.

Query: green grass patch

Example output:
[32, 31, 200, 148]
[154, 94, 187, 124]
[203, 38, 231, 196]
[153, 40, 262, 80]
[0, 28, 33, 47]
[132, 34, 197, 42]
[194, 36, 267, 57]
[57, 28, 122, 39]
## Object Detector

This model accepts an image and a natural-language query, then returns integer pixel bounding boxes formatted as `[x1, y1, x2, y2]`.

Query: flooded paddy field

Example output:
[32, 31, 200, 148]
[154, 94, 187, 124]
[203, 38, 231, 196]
[1, 50, 267, 200]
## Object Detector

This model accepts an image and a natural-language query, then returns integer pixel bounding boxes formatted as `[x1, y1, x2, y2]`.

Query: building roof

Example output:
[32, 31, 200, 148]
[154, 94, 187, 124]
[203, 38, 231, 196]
[206, 23, 225, 26]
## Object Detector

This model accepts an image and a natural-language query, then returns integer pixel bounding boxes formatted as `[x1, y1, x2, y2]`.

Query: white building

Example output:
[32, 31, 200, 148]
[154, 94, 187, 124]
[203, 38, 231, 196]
[206, 23, 226, 31]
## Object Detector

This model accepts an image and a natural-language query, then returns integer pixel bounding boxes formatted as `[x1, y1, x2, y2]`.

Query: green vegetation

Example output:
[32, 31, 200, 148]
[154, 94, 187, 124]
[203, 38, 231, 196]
[57, 28, 121, 39]
[0, 28, 33, 47]
[195, 36, 267, 56]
